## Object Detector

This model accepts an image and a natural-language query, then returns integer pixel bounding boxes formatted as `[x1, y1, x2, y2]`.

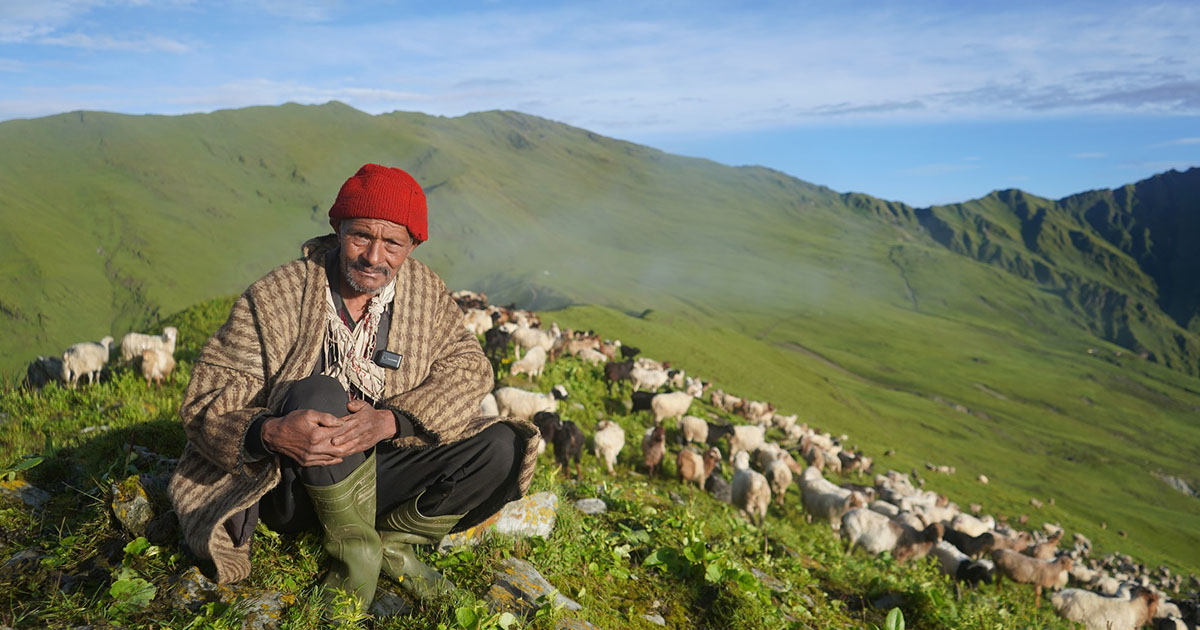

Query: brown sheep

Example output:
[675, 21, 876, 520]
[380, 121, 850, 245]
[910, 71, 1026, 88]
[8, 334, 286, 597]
[678, 446, 721, 487]
[992, 550, 1072, 607]
[1027, 529, 1063, 560]
[642, 425, 666, 477]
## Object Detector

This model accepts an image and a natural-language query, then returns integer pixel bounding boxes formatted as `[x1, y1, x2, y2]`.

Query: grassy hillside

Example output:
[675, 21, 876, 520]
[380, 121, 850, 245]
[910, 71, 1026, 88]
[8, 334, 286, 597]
[1, 102, 1198, 577]
[1, 296, 1091, 629]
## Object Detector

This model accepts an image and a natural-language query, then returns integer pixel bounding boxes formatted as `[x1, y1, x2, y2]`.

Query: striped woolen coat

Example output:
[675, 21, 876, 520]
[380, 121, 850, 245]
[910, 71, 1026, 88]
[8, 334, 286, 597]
[167, 235, 538, 584]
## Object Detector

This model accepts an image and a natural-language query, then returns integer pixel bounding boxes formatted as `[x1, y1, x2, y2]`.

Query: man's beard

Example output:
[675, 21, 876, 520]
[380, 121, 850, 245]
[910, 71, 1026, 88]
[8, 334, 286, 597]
[342, 258, 394, 295]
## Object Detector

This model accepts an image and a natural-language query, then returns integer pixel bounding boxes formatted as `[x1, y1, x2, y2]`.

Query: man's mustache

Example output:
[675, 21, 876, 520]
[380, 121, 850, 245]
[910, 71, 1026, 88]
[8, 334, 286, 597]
[348, 259, 391, 275]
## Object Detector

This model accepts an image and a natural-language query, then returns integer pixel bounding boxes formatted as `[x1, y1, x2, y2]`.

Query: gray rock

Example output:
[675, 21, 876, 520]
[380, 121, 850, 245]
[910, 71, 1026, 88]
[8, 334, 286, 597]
[442, 492, 558, 548]
[4, 548, 46, 573]
[668, 491, 685, 506]
[574, 498, 607, 515]
[751, 567, 788, 593]
[110, 475, 154, 535]
[369, 588, 412, 619]
[238, 591, 285, 630]
[872, 593, 904, 610]
[0, 479, 51, 509]
[167, 566, 220, 612]
[642, 613, 666, 625]
[487, 556, 581, 619]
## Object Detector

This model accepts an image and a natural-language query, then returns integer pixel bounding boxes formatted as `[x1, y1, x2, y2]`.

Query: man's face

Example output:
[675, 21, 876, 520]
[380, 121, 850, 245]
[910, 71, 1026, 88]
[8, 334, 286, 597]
[336, 218, 418, 295]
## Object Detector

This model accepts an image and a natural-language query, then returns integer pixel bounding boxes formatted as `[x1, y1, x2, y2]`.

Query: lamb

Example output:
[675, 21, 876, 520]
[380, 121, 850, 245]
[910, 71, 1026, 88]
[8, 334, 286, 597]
[706, 471, 732, 503]
[1050, 586, 1159, 630]
[462, 308, 493, 336]
[944, 528, 997, 559]
[120, 327, 177, 363]
[509, 345, 547, 380]
[678, 446, 721, 487]
[593, 420, 625, 475]
[799, 466, 867, 531]
[678, 415, 709, 445]
[140, 348, 175, 387]
[575, 347, 607, 365]
[651, 391, 693, 425]
[493, 387, 557, 420]
[641, 425, 666, 477]
[992, 550, 1073, 607]
[756, 447, 794, 506]
[630, 366, 669, 391]
[61, 336, 115, 387]
[532, 411, 559, 456]
[949, 513, 995, 538]
[604, 360, 634, 394]
[23, 355, 64, 389]
[932, 540, 994, 585]
[553, 419, 585, 479]
[727, 425, 766, 462]
[1027, 529, 1063, 560]
[479, 392, 499, 417]
[511, 325, 557, 358]
[483, 327, 512, 362]
[841, 508, 944, 563]
[731, 451, 770, 527]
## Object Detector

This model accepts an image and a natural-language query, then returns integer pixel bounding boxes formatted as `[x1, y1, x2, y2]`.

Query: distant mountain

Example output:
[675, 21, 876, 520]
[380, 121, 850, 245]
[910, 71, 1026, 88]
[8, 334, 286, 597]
[0, 102, 1197, 379]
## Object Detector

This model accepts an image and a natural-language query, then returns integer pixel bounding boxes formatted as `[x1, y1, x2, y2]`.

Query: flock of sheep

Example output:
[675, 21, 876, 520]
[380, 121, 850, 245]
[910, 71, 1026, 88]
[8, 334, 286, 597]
[24, 327, 178, 389]
[17, 291, 1197, 629]
[454, 289, 1199, 630]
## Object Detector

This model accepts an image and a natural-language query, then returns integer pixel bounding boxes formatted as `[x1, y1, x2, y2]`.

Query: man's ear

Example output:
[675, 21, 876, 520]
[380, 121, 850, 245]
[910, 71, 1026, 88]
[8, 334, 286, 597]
[330, 219, 341, 235]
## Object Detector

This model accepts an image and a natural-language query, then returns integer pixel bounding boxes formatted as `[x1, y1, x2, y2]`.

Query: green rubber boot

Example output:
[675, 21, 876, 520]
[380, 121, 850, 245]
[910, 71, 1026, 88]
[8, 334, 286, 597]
[378, 494, 463, 601]
[304, 453, 382, 613]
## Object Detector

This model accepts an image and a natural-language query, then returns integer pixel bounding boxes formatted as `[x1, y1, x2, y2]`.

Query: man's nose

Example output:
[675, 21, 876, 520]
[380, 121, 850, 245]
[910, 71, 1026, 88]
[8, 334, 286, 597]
[364, 239, 386, 265]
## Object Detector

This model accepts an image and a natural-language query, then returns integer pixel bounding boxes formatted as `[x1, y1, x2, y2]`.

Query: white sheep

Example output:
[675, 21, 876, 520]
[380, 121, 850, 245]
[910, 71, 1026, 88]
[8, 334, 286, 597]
[140, 348, 175, 386]
[592, 420, 625, 475]
[678, 415, 709, 445]
[841, 508, 944, 563]
[493, 387, 557, 420]
[728, 425, 766, 462]
[61, 336, 114, 387]
[462, 308, 493, 336]
[510, 345, 547, 380]
[651, 391, 693, 425]
[479, 392, 499, 417]
[731, 450, 770, 526]
[511, 326, 557, 358]
[1050, 587, 1159, 630]
[949, 513, 995, 538]
[630, 366, 669, 391]
[120, 327, 177, 363]
[799, 466, 866, 531]
[575, 348, 607, 365]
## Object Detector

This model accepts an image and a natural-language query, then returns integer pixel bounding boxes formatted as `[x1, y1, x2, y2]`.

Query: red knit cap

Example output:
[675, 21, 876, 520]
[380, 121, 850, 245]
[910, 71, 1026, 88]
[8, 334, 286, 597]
[329, 164, 428, 243]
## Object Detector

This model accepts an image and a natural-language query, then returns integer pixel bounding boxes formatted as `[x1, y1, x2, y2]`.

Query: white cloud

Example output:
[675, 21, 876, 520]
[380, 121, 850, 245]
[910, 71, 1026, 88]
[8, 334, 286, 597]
[37, 32, 190, 53]
[1151, 136, 1200, 147]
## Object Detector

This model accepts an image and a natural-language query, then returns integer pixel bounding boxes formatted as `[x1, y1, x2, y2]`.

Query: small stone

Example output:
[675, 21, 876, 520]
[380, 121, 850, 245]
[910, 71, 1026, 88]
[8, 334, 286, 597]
[370, 588, 412, 619]
[487, 556, 581, 619]
[4, 548, 46, 573]
[167, 566, 220, 612]
[238, 591, 284, 630]
[0, 479, 51, 509]
[751, 568, 787, 593]
[871, 593, 904, 610]
[574, 498, 606, 515]
[571, 402, 585, 410]
[642, 613, 666, 625]
[110, 475, 154, 535]
[442, 492, 558, 548]
[668, 491, 685, 506]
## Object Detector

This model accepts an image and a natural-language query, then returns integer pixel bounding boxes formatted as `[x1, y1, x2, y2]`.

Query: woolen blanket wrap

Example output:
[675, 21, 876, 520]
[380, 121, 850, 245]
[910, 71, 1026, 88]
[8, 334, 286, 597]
[167, 235, 538, 584]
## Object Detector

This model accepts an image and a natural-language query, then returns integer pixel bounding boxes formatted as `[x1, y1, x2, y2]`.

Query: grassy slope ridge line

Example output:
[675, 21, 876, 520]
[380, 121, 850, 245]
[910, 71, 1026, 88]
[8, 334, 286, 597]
[0, 295, 1105, 629]
[0, 103, 1198, 383]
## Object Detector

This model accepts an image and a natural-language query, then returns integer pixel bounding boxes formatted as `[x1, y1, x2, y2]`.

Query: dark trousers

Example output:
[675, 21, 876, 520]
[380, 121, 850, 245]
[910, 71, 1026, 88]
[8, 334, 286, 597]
[260, 375, 519, 534]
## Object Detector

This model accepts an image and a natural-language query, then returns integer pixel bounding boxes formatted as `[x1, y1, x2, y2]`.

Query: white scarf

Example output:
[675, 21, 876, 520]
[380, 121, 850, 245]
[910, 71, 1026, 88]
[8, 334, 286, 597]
[323, 276, 395, 403]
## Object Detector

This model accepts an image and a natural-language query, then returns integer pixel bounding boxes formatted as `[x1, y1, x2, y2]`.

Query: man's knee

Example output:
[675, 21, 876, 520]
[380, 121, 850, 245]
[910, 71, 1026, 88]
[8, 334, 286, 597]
[281, 374, 348, 417]
[476, 423, 519, 478]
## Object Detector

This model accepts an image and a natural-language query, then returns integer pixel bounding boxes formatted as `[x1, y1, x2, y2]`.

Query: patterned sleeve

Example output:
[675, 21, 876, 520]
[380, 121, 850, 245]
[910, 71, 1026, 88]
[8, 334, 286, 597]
[178, 292, 272, 474]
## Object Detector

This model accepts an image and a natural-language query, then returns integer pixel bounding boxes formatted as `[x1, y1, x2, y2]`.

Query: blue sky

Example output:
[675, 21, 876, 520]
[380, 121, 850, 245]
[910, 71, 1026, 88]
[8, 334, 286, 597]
[2, 0, 1198, 206]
